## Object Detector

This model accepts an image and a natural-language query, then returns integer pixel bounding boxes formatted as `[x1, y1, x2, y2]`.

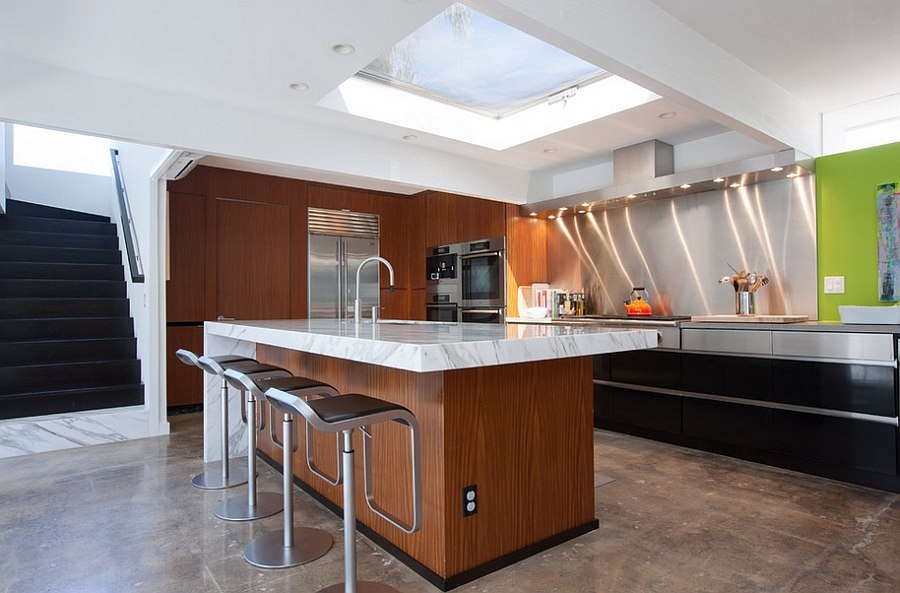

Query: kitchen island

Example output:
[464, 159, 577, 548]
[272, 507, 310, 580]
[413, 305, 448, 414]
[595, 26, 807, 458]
[203, 319, 656, 589]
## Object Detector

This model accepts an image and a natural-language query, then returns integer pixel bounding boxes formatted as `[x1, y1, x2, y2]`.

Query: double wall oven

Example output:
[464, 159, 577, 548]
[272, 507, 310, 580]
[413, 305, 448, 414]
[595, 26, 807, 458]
[425, 236, 506, 323]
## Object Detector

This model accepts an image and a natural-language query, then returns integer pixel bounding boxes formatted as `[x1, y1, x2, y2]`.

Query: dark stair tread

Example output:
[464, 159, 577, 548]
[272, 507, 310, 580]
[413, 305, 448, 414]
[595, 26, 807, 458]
[4, 199, 110, 223]
[0, 298, 130, 319]
[0, 230, 119, 249]
[0, 262, 124, 281]
[0, 215, 117, 236]
[0, 359, 142, 395]
[0, 384, 144, 420]
[0, 279, 126, 298]
[0, 317, 134, 341]
[0, 338, 137, 366]
[0, 244, 122, 264]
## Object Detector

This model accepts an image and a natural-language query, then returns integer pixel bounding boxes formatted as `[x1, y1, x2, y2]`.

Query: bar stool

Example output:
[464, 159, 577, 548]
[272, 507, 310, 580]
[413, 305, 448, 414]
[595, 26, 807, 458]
[176, 349, 259, 489]
[219, 368, 341, 522]
[234, 372, 339, 569]
[265, 387, 422, 593]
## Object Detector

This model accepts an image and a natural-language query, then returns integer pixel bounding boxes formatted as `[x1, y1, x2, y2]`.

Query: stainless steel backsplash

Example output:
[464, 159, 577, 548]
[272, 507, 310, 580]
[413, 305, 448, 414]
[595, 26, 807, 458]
[547, 176, 818, 317]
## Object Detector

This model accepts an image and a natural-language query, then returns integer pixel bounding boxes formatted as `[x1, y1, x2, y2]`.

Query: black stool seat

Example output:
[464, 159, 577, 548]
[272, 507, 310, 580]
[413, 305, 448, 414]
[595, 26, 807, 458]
[306, 394, 410, 426]
[175, 349, 252, 369]
[199, 356, 283, 378]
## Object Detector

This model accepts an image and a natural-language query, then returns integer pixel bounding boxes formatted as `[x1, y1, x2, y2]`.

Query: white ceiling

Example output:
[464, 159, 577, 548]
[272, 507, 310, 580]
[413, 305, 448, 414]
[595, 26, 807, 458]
[1, 0, 898, 202]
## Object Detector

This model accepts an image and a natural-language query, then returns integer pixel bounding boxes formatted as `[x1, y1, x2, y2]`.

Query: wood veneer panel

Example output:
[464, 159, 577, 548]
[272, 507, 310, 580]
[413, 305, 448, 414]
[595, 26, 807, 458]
[455, 195, 506, 243]
[215, 198, 291, 320]
[165, 325, 203, 406]
[256, 345, 449, 575]
[166, 192, 207, 322]
[423, 192, 458, 247]
[255, 345, 595, 579]
[505, 204, 548, 318]
[442, 357, 594, 574]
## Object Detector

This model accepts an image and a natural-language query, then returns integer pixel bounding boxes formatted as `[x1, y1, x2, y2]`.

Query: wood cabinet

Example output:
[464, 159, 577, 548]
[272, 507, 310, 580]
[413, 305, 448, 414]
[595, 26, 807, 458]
[165, 325, 203, 407]
[166, 192, 206, 322]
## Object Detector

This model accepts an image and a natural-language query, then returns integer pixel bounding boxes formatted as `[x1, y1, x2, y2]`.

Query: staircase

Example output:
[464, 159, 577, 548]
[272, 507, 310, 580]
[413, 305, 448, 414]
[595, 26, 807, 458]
[0, 199, 143, 420]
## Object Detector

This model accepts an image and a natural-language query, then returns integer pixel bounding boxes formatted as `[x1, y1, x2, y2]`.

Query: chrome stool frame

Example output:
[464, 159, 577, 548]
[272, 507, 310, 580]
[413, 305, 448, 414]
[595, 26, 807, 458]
[239, 375, 340, 569]
[265, 388, 422, 593]
[175, 349, 255, 490]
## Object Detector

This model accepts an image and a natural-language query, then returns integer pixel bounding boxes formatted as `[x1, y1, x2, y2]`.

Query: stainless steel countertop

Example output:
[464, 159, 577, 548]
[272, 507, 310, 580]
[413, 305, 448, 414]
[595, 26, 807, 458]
[510, 317, 900, 334]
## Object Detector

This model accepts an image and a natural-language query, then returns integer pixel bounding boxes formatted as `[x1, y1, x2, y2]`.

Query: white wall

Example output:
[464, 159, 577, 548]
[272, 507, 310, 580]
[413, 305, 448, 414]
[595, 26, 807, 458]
[110, 141, 174, 436]
[0, 122, 6, 214]
[3, 125, 111, 216]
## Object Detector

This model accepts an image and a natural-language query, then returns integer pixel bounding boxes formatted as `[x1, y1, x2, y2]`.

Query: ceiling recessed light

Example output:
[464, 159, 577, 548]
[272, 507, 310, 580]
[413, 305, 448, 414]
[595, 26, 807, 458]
[626, 194, 636, 199]
[331, 43, 355, 55]
[548, 215, 557, 220]
[786, 172, 799, 178]
[577, 209, 587, 214]
[289, 82, 309, 91]
[713, 177, 725, 183]
[581, 202, 590, 207]
[679, 183, 691, 189]
[543, 148, 557, 154]
[658, 111, 677, 119]
[402, 134, 418, 141]
[558, 207, 568, 211]
[770, 166, 784, 172]
[729, 182, 742, 188]
[529, 212, 537, 217]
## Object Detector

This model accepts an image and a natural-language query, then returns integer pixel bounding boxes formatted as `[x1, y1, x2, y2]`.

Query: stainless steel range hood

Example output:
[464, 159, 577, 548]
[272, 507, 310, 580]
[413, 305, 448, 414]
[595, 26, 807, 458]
[521, 140, 815, 218]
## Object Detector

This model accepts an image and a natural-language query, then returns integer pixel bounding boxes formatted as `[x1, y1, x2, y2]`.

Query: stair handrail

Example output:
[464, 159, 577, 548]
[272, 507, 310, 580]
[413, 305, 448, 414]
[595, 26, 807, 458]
[110, 148, 145, 283]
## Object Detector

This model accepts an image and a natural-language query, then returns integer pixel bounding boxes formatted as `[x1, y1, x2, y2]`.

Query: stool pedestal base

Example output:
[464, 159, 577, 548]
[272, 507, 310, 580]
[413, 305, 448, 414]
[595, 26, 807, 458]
[319, 582, 401, 593]
[191, 463, 248, 490]
[243, 528, 332, 569]
[214, 491, 282, 521]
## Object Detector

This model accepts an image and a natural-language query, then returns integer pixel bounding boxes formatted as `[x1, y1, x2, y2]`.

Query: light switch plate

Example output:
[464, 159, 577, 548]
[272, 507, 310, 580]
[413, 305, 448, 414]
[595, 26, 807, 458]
[824, 276, 845, 294]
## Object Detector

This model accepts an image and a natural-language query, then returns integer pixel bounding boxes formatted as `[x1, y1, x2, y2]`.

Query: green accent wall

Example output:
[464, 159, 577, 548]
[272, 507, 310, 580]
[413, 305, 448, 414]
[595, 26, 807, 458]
[817, 141, 900, 320]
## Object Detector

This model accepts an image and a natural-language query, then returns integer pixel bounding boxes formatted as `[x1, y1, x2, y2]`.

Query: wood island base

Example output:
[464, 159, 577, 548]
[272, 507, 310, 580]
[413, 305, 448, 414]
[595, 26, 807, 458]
[254, 345, 597, 590]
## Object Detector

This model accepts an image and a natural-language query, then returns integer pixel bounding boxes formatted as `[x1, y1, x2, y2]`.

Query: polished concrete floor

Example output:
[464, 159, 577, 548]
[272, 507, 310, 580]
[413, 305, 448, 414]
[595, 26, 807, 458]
[1, 412, 897, 593]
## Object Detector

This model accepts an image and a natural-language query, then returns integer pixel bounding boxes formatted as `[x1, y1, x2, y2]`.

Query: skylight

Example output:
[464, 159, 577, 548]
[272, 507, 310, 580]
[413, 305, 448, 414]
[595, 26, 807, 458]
[359, 3, 606, 118]
[319, 2, 660, 150]
[13, 124, 110, 176]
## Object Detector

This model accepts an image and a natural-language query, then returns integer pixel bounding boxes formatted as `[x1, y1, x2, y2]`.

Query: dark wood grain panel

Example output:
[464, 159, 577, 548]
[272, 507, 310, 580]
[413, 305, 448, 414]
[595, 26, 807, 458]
[455, 195, 506, 243]
[443, 357, 594, 573]
[505, 204, 547, 318]
[216, 198, 291, 320]
[165, 325, 203, 407]
[423, 192, 458, 247]
[166, 192, 207, 322]
[254, 345, 596, 579]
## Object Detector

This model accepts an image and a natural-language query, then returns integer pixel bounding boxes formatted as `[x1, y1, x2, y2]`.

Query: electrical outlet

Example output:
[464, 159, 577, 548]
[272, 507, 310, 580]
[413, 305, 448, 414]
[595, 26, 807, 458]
[462, 485, 477, 517]
[824, 276, 845, 294]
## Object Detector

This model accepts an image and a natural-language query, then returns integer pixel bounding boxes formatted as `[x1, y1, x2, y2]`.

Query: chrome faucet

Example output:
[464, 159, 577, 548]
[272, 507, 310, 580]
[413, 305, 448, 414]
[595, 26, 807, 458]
[354, 256, 395, 324]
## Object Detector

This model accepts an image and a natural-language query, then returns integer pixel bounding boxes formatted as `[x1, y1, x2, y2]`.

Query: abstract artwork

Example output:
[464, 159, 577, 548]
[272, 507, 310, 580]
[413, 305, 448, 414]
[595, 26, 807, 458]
[877, 182, 900, 301]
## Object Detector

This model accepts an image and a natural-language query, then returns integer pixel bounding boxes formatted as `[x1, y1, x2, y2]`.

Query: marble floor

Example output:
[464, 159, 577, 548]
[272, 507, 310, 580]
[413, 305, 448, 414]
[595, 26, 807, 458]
[0, 413, 897, 593]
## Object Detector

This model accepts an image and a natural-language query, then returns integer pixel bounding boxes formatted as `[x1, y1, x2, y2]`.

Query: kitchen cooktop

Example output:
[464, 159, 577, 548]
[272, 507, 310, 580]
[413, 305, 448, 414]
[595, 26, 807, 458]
[579, 314, 691, 322]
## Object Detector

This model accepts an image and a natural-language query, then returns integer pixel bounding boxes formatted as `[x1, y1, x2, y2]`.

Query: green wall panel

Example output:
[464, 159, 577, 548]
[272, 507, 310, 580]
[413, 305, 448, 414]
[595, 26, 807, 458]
[816, 142, 900, 320]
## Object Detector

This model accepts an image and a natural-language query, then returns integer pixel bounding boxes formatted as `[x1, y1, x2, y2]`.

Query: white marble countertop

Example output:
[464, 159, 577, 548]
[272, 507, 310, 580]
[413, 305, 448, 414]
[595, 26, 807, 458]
[206, 319, 657, 373]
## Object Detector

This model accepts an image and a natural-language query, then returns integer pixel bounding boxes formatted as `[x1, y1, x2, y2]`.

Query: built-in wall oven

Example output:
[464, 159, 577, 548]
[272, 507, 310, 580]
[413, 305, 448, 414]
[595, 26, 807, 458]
[460, 236, 506, 323]
[425, 243, 461, 322]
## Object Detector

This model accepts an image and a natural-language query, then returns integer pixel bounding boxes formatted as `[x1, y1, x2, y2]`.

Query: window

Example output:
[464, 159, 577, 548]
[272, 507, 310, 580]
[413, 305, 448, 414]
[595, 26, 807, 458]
[13, 124, 110, 176]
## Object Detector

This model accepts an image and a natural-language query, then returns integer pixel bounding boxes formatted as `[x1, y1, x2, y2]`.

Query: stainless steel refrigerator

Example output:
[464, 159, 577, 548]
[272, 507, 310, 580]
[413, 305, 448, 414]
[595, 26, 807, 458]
[308, 208, 381, 320]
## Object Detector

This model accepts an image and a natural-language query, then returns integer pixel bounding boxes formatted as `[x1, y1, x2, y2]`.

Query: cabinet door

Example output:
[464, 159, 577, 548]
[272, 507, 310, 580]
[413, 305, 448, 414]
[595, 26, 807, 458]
[216, 198, 291, 320]
[166, 325, 203, 407]
[772, 410, 898, 475]
[682, 354, 771, 401]
[608, 350, 681, 389]
[682, 398, 772, 449]
[594, 385, 682, 434]
[772, 360, 896, 417]
[167, 192, 206, 322]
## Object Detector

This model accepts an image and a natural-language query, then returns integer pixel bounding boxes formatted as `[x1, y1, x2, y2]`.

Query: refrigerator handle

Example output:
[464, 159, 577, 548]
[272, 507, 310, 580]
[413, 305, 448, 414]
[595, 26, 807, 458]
[337, 240, 344, 320]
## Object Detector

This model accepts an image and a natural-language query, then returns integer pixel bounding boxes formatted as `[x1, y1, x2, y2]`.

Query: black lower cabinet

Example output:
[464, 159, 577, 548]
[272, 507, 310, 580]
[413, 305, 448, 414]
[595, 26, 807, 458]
[682, 398, 773, 450]
[772, 410, 897, 475]
[593, 350, 900, 492]
[594, 385, 681, 436]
